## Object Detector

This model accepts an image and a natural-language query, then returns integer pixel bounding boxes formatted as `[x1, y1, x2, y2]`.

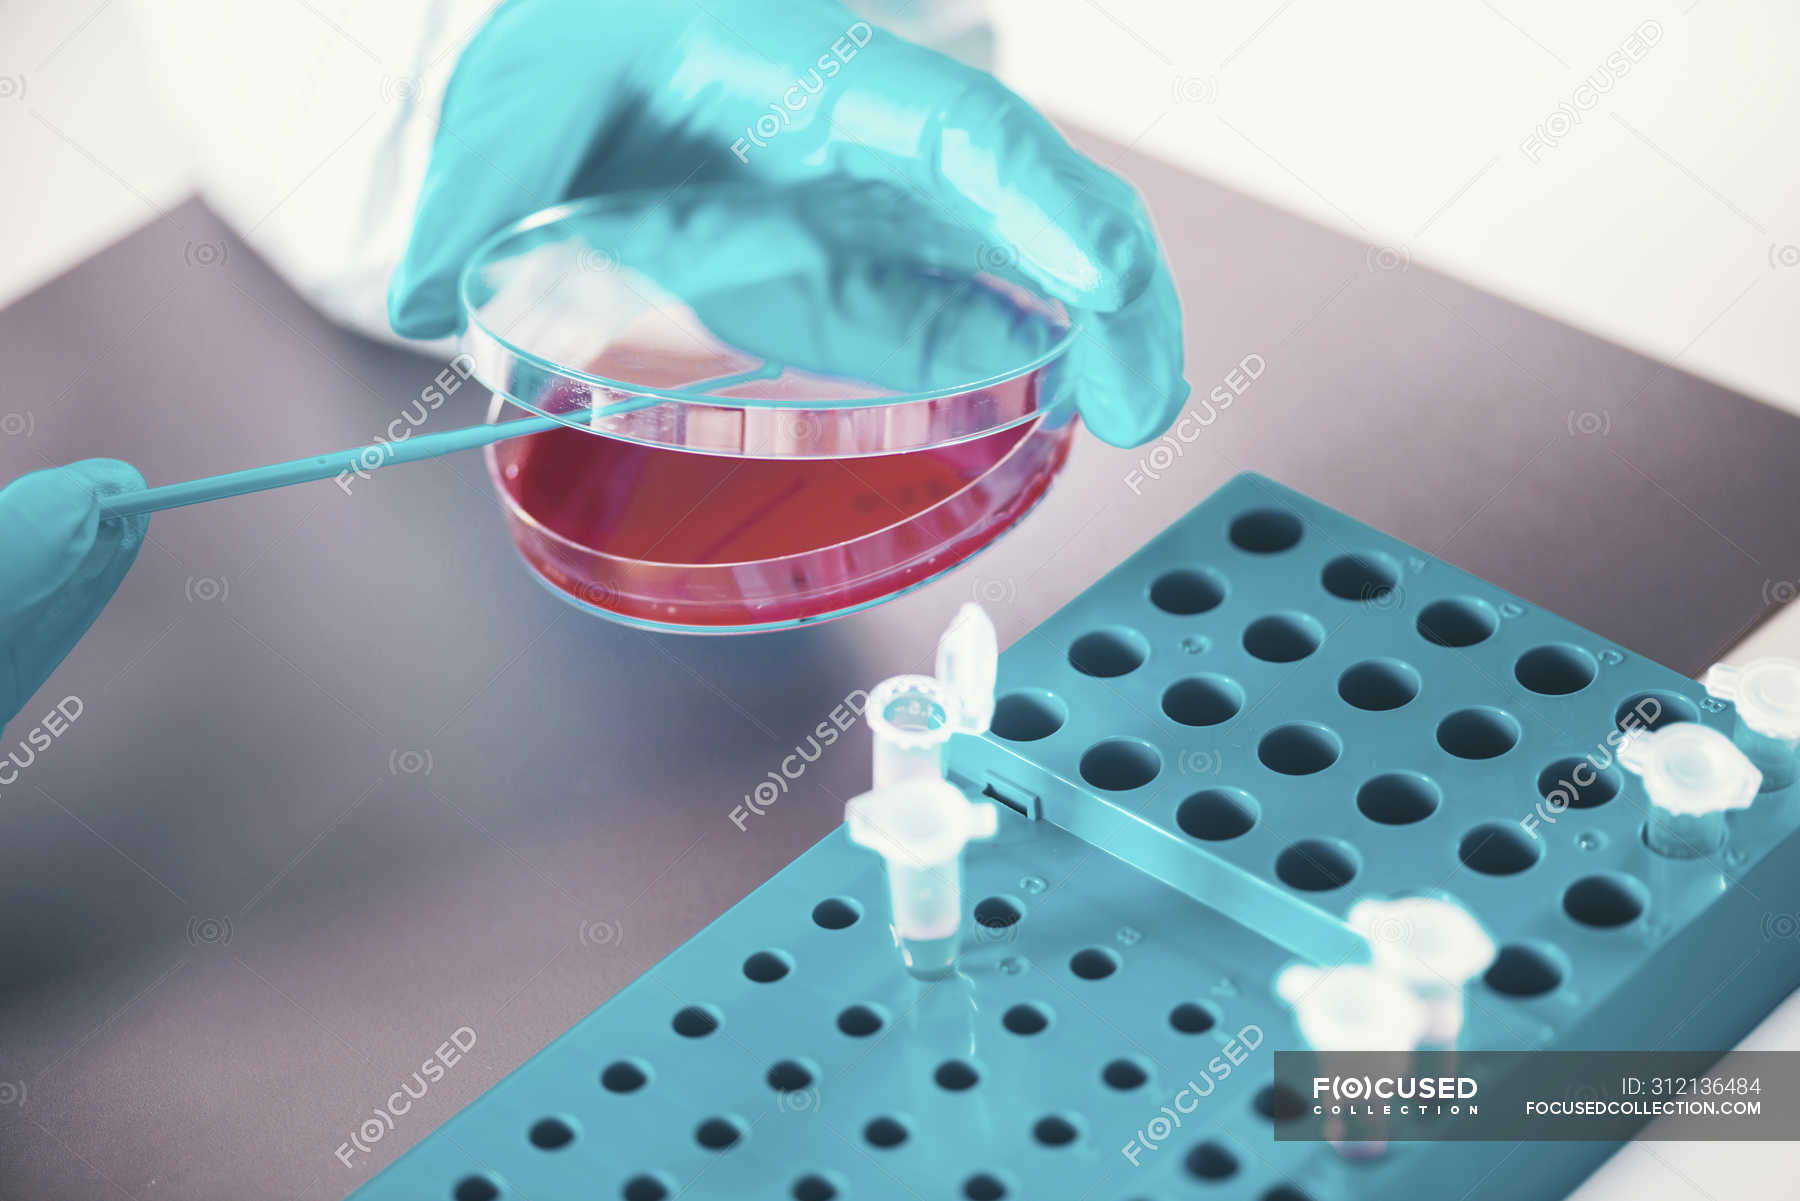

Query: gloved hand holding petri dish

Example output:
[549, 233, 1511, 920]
[464, 181, 1094, 631]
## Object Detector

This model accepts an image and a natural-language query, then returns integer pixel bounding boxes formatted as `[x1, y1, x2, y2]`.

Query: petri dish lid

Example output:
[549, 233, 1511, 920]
[458, 182, 1075, 459]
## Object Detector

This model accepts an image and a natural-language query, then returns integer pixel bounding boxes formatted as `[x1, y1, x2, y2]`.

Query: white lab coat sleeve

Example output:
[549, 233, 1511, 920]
[122, 0, 501, 347]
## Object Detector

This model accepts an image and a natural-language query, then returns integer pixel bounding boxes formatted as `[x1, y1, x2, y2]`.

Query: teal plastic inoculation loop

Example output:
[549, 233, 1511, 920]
[352, 472, 1800, 1201]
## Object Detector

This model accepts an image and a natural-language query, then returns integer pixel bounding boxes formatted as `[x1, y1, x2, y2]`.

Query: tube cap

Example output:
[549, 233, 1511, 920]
[936, 603, 998, 735]
[1618, 723, 1761, 817]
[846, 778, 998, 866]
[1346, 897, 1496, 988]
[1276, 963, 1428, 1052]
[1705, 658, 1800, 741]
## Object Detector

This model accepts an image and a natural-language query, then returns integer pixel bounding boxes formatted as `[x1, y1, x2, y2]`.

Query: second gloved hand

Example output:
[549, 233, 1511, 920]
[0, 460, 147, 727]
[388, 0, 1186, 448]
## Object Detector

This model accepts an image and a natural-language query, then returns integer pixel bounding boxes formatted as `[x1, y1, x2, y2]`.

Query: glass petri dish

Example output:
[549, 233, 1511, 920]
[461, 183, 1078, 633]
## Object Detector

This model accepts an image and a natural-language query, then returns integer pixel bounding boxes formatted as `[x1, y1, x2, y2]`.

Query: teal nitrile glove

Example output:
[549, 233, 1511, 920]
[0, 460, 147, 726]
[389, 0, 1187, 447]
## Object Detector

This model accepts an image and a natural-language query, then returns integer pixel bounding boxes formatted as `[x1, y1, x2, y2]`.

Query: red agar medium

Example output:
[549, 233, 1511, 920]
[488, 411, 1071, 631]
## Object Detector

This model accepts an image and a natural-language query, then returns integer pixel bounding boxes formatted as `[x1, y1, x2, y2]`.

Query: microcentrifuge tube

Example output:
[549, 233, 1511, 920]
[1618, 723, 1760, 858]
[846, 778, 998, 979]
[851, 604, 1001, 978]
[1346, 897, 1495, 1049]
[1704, 658, 1800, 792]
[865, 603, 997, 788]
[1276, 963, 1428, 1159]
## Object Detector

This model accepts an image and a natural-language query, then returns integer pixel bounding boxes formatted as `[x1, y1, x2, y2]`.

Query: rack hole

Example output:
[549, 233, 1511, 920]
[1437, 708, 1520, 759]
[791, 1176, 838, 1201]
[1176, 788, 1260, 841]
[1485, 942, 1567, 997]
[991, 689, 1067, 741]
[1515, 644, 1598, 695]
[1103, 1058, 1150, 1090]
[1079, 738, 1162, 791]
[1338, 658, 1421, 711]
[622, 1176, 670, 1201]
[695, 1116, 744, 1151]
[1263, 1187, 1318, 1201]
[1321, 552, 1400, 602]
[864, 1116, 909, 1148]
[671, 1005, 721, 1038]
[528, 1117, 576, 1150]
[811, 897, 861, 930]
[1002, 1002, 1051, 1035]
[1356, 772, 1440, 825]
[1169, 1001, 1218, 1034]
[453, 1176, 501, 1201]
[1459, 823, 1542, 875]
[1033, 1115, 1080, 1147]
[1229, 509, 1303, 553]
[1151, 567, 1228, 615]
[767, 1060, 815, 1092]
[1185, 1139, 1241, 1180]
[963, 1174, 1008, 1201]
[935, 1059, 980, 1091]
[1243, 613, 1324, 663]
[973, 895, 1024, 931]
[1615, 691, 1699, 733]
[1275, 839, 1360, 891]
[1564, 874, 1647, 928]
[1258, 723, 1342, 775]
[836, 1004, 886, 1037]
[1254, 1083, 1307, 1122]
[1162, 675, 1245, 726]
[1069, 628, 1149, 677]
[1417, 597, 1498, 647]
[601, 1059, 650, 1093]
[1070, 947, 1120, 980]
[743, 950, 793, 983]
[1537, 758, 1621, 810]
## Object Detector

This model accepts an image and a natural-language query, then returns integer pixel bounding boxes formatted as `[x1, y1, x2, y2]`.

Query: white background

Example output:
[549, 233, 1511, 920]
[1, 1, 1795, 1197]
